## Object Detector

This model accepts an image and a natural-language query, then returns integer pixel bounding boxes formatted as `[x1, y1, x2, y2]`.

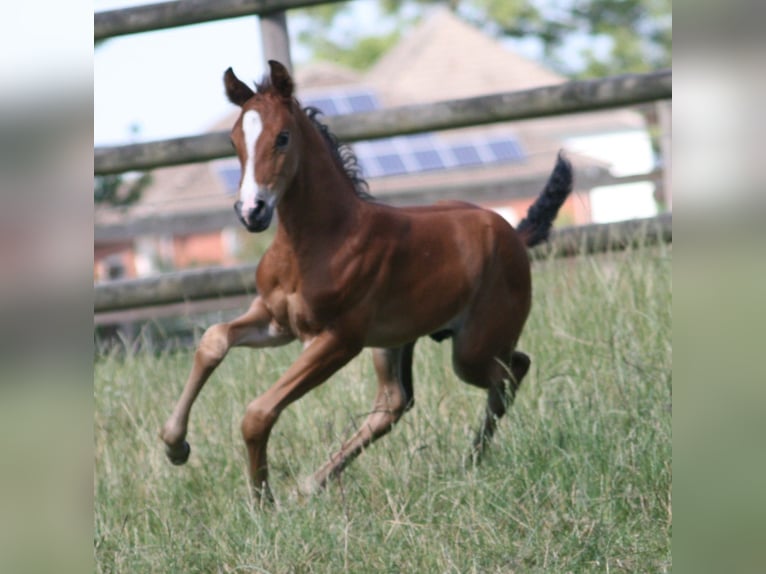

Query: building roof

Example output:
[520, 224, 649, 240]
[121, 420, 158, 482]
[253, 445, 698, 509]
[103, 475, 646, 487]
[367, 7, 564, 105]
[294, 61, 362, 89]
[96, 7, 643, 228]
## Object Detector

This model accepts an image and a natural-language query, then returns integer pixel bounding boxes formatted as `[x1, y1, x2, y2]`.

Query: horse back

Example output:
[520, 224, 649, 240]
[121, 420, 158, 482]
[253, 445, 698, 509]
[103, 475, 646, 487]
[355, 202, 530, 346]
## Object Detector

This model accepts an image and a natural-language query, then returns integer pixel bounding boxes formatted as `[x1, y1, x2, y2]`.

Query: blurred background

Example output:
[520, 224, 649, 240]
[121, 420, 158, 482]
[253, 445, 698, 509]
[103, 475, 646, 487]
[1, 3, 92, 573]
[4, 0, 766, 571]
[93, 0, 672, 350]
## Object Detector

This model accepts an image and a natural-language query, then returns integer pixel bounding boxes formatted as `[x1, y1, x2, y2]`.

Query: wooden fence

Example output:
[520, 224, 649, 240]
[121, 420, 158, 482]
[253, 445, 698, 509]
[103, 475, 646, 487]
[94, 0, 672, 320]
[94, 213, 672, 315]
[95, 0, 346, 41]
[95, 69, 670, 175]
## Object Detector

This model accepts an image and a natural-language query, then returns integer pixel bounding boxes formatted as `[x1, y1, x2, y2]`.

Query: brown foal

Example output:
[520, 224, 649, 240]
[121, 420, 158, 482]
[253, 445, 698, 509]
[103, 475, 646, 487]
[160, 61, 573, 501]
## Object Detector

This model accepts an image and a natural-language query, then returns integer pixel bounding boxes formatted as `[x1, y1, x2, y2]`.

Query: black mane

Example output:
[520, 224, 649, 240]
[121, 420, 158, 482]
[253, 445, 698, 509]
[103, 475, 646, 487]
[303, 106, 373, 200]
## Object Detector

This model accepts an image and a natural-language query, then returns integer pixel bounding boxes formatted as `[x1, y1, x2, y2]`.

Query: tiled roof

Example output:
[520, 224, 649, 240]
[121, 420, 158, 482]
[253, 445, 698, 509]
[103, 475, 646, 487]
[367, 7, 565, 106]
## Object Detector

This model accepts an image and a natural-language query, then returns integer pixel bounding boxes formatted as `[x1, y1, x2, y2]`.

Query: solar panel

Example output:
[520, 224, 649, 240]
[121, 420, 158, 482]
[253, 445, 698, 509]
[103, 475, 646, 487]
[450, 145, 483, 167]
[488, 139, 524, 162]
[413, 149, 445, 171]
[286, 86, 528, 180]
[347, 93, 377, 113]
[302, 90, 379, 117]
[305, 97, 339, 116]
[375, 154, 408, 176]
[349, 133, 526, 179]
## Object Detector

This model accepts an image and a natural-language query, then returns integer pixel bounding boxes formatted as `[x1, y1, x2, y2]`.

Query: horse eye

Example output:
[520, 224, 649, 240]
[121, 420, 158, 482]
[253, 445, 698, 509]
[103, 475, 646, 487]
[275, 131, 290, 149]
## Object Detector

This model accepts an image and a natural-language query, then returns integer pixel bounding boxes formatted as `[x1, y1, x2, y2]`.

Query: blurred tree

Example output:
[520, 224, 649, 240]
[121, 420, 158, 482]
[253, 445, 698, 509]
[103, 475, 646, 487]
[295, 0, 671, 77]
[94, 172, 152, 207]
[303, 29, 403, 70]
[94, 37, 152, 208]
[94, 123, 152, 207]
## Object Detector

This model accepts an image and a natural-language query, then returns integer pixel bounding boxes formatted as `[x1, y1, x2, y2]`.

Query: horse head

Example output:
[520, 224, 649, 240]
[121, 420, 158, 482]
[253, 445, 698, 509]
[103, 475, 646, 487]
[224, 61, 300, 232]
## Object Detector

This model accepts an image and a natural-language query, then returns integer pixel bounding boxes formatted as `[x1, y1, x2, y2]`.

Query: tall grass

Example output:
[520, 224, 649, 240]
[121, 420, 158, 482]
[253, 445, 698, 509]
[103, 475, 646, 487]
[95, 243, 671, 573]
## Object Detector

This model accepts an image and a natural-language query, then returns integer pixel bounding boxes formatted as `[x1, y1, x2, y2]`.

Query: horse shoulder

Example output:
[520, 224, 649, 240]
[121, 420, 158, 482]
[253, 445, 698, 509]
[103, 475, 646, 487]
[254, 244, 298, 326]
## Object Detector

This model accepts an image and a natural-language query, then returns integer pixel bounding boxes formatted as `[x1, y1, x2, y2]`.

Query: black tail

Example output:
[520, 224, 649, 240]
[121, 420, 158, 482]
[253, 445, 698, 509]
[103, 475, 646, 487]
[516, 151, 574, 247]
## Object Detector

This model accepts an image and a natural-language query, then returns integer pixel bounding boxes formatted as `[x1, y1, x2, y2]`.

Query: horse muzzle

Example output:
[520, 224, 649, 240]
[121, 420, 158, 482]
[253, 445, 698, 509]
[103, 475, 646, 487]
[234, 199, 274, 233]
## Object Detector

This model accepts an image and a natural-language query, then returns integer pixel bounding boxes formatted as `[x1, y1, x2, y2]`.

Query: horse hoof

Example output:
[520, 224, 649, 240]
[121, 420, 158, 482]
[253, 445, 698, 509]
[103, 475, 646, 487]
[166, 441, 191, 465]
[298, 475, 327, 497]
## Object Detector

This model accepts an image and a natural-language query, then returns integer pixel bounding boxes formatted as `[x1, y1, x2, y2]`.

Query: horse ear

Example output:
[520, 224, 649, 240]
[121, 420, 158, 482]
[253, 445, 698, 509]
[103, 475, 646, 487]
[224, 67, 255, 107]
[268, 60, 294, 100]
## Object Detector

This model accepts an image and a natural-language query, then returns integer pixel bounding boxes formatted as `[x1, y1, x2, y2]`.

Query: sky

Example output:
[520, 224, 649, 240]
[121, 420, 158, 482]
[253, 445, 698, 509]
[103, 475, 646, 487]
[1, 2, 92, 105]
[95, 1, 270, 145]
[92, 1, 593, 146]
[94, 0, 387, 146]
[93, 0, 548, 146]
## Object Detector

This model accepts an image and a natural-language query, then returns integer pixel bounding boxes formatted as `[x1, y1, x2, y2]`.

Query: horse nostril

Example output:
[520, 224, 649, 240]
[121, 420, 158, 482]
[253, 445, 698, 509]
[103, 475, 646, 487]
[253, 200, 266, 215]
[234, 200, 243, 214]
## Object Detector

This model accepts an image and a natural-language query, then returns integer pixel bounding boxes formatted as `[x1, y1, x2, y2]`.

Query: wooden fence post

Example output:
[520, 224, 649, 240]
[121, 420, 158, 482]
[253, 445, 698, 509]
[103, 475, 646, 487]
[259, 11, 292, 71]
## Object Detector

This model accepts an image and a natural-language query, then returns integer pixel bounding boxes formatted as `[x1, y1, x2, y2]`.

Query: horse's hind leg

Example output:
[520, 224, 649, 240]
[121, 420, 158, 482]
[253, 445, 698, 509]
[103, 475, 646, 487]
[305, 341, 416, 493]
[471, 351, 530, 461]
[451, 289, 531, 462]
[160, 297, 292, 465]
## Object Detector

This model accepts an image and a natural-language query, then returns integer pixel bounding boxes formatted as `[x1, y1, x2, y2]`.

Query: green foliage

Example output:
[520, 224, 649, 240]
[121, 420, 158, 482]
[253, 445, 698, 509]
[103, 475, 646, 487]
[94, 172, 152, 207]
[296, 3, 407, 71]
[95, 241, 672, 572]
[95, 122, 152, 207]
[298, 28, 402, 71]
[294, 0, 671, 77]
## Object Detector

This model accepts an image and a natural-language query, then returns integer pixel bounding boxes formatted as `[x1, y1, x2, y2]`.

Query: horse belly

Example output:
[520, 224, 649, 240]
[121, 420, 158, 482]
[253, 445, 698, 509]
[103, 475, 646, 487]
[361, 218, 491, 346]
[363, 280, 469, 348]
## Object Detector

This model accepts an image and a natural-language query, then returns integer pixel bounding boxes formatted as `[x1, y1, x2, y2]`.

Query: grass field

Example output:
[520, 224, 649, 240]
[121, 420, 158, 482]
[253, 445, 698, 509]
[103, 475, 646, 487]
[94, 243, 672, 573]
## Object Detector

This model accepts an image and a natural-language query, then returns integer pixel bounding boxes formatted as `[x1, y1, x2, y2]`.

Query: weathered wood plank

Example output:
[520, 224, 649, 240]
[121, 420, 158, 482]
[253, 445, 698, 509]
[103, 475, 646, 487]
[330, 69, 672, 141]
[94, 295, 253, 326]
[96, 131, 234, 176]
[529, 212, 672, 260]
[94, 0, 346, 41]
[94, 70, 672, 175]
[94, 264, 258, 313]
[94, 214, 672, 314]
[260, 11, 293, 71]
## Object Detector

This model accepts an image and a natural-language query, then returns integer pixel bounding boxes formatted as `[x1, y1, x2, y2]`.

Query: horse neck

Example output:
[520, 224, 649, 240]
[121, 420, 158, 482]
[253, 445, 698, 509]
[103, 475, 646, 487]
[275, 118, 363, 248]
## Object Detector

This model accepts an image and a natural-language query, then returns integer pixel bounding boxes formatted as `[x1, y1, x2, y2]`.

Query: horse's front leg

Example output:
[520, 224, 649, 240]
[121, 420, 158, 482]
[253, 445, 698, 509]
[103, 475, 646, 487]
[160, 297, 293, 465]
[240, 332, 361, 501]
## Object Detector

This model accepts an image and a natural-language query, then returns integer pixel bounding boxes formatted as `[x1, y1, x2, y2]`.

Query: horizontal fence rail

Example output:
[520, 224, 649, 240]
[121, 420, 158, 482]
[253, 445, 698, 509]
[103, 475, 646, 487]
[330, 70, 671, 141]
[94, 69, 671, 175]
[529, 212, 671, 260]
[94, 213, 671, 315]
[94, 0, 347, 41]
[95, 264, 258, 314]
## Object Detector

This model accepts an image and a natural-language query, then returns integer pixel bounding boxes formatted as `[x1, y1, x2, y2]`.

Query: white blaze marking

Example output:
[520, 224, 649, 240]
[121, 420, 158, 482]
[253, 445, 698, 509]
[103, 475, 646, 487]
[240, 110, 262, 213]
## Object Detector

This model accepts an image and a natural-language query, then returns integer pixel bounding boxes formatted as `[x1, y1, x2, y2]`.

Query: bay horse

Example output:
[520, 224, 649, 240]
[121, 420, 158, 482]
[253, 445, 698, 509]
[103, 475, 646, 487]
[160, 60, 573, 501]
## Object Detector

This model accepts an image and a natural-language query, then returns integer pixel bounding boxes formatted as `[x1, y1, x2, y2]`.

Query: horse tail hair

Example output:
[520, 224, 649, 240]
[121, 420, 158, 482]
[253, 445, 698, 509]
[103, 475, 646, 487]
[516, 151, 574, 248]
